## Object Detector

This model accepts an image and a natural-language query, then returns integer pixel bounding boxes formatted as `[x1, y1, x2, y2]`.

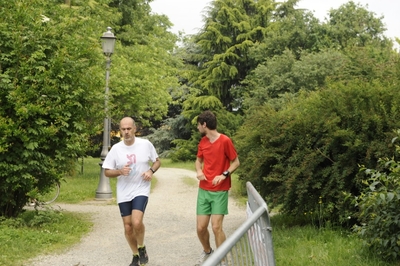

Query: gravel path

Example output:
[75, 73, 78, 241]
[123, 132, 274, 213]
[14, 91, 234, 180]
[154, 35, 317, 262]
[26, 168, 246, 266]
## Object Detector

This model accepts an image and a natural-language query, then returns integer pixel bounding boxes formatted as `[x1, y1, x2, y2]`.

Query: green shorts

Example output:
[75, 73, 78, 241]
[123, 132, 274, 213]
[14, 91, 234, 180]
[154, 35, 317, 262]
[196, 188, 229, 215]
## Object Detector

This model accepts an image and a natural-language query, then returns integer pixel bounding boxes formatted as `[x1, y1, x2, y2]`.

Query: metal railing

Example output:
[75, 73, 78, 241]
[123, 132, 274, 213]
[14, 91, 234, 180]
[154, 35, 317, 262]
[202, 182, 275, 266]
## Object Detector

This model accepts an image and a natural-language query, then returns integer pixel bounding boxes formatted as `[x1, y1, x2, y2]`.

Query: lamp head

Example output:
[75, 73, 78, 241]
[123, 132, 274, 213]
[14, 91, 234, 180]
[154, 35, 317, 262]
[101, 27, 116, 56]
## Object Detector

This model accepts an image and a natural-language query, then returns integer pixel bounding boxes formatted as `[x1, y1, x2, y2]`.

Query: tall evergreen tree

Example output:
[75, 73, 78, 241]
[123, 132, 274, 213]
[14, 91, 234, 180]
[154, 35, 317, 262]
[192, 0, 276, 111]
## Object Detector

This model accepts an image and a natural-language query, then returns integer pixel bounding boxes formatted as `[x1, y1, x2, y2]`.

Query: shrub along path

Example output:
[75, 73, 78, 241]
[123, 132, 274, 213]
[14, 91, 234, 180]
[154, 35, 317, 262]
[26, 168, 246, 266]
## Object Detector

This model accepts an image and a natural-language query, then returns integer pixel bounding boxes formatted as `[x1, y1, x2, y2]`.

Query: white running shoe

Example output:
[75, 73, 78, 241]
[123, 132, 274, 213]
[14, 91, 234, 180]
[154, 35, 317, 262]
[194, 248, 214, 266]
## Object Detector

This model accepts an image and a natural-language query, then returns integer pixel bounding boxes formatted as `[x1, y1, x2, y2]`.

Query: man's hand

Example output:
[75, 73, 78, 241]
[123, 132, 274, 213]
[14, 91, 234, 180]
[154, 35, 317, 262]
[120, 164, 131, 176]
[212, 174, 226, 186]
[141, 169, 153, 181]
[196, 171, 207, 181]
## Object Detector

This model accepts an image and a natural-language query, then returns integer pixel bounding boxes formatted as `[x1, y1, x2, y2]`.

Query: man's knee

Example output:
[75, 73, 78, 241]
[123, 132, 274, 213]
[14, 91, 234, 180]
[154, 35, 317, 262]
[212, 223, 223, 234]
[124, 222, 133, 234]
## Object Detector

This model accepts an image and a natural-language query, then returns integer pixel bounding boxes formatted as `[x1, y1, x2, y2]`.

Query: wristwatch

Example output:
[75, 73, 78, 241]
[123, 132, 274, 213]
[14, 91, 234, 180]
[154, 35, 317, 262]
[222, 170, 230, 177]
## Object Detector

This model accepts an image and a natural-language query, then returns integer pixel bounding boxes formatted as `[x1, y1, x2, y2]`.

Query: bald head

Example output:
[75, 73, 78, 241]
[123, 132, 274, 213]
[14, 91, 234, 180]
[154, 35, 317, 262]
[120, 117, 135, 127]
[120, 117, 136, 145]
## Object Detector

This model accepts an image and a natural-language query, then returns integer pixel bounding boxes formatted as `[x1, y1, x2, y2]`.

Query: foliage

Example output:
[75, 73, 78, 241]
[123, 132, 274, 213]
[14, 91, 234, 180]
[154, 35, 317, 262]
[174, 0, 395, 133]
[0, 0, 113, 217]
[192, 0, 276, 110]
[0, 0, 181, 217]
[173, 0, 396, 164]
[253, 0, 322, 59]
[144, 115, 192, 157]
[108, 0, 181, 126]
[340, 45, 399, 82]
[354, 135, 400, 261]
[235, 80, 400, 225]
[222, 0, 400, 227]
[169, 137, 198, 162]
[242, 1, 395, 109]
[324, 1, 391, 49]
[242, 49, 347, 107]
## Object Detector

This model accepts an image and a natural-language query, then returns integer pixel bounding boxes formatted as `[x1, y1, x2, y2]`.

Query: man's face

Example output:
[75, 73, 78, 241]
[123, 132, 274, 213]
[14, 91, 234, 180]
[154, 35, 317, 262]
[120, 119, 136, 141]
[197, 122, 206, 137]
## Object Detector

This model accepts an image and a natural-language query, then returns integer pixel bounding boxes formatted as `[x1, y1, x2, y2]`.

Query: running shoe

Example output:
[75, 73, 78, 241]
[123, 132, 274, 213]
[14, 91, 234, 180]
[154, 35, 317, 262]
[129, 254, 140, 266]
[138, 246, 149, 264]
[195, 248, 214, 266]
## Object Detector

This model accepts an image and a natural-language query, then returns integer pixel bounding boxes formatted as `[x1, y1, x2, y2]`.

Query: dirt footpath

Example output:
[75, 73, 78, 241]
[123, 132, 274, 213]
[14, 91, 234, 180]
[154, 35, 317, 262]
[26, 168, 246, 266]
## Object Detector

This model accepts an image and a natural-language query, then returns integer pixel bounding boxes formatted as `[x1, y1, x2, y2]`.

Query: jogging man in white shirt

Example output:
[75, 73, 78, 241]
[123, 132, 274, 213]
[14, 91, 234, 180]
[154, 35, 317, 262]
[103, 117, 160, 266]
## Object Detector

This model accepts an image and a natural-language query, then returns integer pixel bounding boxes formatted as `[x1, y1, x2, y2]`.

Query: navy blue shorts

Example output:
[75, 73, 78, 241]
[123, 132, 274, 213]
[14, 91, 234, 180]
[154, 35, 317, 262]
[118, 196, 148, 217]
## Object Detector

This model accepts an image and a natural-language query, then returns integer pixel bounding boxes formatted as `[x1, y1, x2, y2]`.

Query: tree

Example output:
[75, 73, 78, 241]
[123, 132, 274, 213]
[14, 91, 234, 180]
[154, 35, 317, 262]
[251, 0, 322, 59]
[192, 0, 276, 110]
[107, 0, 180, 126]
[0, 0, 184, 217]
[242, 49, 347, 107]
[0, 0, 115, 217]
[324, 1, 390, 49]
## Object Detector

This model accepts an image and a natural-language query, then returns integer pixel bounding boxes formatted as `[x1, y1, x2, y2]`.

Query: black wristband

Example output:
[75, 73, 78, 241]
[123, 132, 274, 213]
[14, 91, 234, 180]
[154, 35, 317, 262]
[150, 167, 156, 173]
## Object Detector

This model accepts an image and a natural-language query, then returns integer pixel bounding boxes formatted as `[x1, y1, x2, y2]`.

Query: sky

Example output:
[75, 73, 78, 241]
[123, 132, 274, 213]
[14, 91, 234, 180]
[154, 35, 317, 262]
[150, 0, 399, 43]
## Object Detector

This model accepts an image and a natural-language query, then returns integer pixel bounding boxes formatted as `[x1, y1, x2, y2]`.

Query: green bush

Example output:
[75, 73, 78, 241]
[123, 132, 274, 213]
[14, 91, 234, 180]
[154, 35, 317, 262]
[169, 138, 198, 162]
[235, 80, 400, 225]
[354, 136, 400, 261]
[0, 0, 105, 217]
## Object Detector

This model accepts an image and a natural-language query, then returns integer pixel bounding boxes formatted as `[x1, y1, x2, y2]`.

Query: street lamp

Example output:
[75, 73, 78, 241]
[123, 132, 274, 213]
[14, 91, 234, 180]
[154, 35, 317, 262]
[96, 27, 116, 200]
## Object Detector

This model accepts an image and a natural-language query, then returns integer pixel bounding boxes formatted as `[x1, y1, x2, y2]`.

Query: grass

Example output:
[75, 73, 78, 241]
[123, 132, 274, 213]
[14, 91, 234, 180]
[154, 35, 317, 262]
[59, 157, 117, 203]
[0, 209, 92, 266]
[159, 158, 194, 170]
[1, 157, 399, 265]
[271, 215, 396, 265]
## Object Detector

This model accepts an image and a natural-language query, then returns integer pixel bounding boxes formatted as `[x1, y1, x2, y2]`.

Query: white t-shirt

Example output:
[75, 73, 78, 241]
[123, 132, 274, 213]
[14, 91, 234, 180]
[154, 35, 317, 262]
[102, 138, 159, 203]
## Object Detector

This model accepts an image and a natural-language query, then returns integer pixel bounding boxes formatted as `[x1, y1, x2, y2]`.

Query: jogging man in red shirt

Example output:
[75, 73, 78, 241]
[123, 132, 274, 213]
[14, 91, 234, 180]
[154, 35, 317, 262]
[194, 110, 240, 265]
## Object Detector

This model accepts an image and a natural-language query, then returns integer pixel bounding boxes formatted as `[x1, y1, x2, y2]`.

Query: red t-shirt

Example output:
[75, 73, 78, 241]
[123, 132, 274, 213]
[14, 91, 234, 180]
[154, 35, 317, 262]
[197, 134, 238, 191]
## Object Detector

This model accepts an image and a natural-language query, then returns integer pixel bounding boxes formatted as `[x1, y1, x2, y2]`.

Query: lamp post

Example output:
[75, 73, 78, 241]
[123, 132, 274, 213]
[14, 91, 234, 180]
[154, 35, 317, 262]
[96, 27, 116, 200]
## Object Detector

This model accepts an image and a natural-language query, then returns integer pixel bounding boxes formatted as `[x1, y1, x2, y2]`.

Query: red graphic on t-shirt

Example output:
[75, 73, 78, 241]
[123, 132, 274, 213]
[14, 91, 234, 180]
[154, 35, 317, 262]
[126, 154, 136, 165]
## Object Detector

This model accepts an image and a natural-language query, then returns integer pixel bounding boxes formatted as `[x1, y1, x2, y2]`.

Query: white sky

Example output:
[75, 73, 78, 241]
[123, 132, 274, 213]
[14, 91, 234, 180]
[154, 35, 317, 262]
[150, 0, 399, 43]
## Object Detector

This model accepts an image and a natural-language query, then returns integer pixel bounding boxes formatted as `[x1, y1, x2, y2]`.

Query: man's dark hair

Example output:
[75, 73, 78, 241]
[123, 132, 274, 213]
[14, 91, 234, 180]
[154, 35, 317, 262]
[197, 110, 217, 130]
